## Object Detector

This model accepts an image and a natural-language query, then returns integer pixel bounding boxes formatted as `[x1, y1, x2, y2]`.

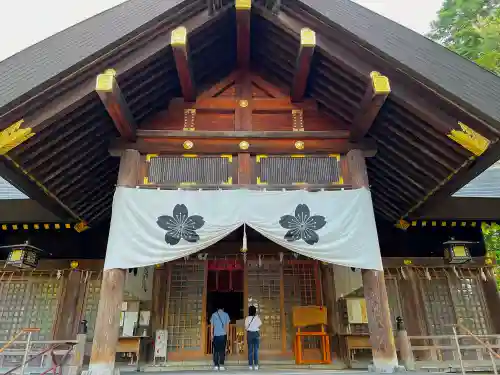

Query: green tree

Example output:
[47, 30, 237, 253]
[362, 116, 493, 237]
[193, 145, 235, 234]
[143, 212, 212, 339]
[428, 0, 500, 75]
[482, 223, 500, 290]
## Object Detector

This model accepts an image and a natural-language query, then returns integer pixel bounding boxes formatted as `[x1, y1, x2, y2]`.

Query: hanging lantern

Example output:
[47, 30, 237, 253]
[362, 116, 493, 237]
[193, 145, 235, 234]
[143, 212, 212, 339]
[443, 240, 473, 265]
[2, 242, 43, 269]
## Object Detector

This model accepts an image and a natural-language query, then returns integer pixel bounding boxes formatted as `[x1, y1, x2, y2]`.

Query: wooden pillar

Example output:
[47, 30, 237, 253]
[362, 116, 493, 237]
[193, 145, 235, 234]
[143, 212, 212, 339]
[395, 317, 415, 370]
[400, 268, 428, 336]
[152, 265, 167, 333]
[483, 273, 500, 333]
[346, 149, 399, 372]
[89, 149, 140, 375]
[280, 262, 287, 352]
[54, 270, 85, 340]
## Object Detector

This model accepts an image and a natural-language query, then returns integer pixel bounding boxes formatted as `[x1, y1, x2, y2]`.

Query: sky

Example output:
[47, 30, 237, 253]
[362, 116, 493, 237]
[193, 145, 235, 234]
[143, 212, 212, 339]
[0, 0, 444, 62]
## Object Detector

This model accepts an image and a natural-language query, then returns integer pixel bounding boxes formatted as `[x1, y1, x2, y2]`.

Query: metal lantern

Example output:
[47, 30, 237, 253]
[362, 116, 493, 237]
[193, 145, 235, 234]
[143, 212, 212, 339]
[2, 243, 43, 269]
[443, 240, 473, 265]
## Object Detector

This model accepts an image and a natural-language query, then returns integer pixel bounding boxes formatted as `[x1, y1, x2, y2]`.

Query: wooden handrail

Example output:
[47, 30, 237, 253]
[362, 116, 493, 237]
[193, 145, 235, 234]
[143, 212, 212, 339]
[0, 340, 78, 345]
[454, 322, 500, 360]
[409, 334, 500, 340]
[0, 328, 41, 354]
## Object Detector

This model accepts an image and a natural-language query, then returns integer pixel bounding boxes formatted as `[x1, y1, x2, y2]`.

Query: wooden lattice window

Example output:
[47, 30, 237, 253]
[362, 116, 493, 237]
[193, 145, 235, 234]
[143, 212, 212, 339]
[256, 155, 342, 185]
[82, 279, 102, 340]
[247, 261, 282, 351]
[449, 275, 490, 335]
[0, 275, 62, 342]
[283, 262, 319, 350]
[420, 271, 491, 337]
[166, 263, 204, 351]
[145, 155, 233, 185]
[421, 274, 456, 335]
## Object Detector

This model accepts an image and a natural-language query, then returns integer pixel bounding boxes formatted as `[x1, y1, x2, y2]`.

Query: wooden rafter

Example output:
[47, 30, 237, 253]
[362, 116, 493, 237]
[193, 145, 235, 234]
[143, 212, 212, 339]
[291, 28, 315, 102]
[171, 26, 196, 102]
[254, 5, 497, 141]
[235, 0, 251, 69]
[0, 10, 219, 143]
[95, 69, 137, 141]
[350, 71, 390, 140]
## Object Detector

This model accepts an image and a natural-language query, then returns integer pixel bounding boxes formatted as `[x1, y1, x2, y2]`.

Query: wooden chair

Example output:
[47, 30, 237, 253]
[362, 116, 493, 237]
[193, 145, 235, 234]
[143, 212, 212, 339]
[292, 305, 331, 365]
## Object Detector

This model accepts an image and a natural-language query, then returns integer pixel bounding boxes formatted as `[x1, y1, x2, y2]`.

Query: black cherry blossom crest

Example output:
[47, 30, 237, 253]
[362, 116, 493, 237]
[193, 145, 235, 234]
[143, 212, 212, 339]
[157, 204, 205, 245]
[279, 204, 326, 245]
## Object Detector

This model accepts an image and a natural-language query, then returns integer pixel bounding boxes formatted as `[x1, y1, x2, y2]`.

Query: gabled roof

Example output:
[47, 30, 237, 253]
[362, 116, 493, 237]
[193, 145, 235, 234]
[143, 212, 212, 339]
[0, 0, 500, 226]
[0, 177, 27, 200]
[1, 0, 499, 124]
[454, 161, 500, 198]
[0, 0, 186, 109]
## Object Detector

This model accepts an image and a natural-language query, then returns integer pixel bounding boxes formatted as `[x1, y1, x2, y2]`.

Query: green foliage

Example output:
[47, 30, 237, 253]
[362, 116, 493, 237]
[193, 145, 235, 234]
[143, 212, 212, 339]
[428, 0, 500, 75]
[482, 223, 500, 290]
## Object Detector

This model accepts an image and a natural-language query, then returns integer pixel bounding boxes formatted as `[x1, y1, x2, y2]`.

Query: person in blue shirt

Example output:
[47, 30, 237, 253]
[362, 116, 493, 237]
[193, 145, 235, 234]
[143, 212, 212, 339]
[210, 306, 230, 371]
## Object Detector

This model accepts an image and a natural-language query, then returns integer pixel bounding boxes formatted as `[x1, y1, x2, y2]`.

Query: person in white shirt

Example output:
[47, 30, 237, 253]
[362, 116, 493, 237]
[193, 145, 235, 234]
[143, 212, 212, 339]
[245, 305, 262, 370]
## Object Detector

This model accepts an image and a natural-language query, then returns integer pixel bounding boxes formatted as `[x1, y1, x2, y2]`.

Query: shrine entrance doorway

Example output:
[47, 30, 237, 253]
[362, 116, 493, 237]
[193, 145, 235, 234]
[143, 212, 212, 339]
[205, 260, 245, 356]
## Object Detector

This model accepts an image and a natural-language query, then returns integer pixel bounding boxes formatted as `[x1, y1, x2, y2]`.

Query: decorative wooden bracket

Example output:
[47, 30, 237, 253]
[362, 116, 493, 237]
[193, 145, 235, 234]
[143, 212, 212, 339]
[0, 119, 34, 155]
[171, 26, 196, 102]
[350, 71, 391, 140]
[291, 28, 315, 102]
[96, 69, 137, 141]
[235, 0, 251, 69]
[447, 121, 490, 156]
[183, 109, 196, 131]
[292, 109, 304, 131]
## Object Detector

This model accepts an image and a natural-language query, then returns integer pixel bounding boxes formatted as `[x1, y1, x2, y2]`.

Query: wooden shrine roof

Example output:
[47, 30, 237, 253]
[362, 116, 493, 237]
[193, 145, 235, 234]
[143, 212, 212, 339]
[0, 0, 500, 227]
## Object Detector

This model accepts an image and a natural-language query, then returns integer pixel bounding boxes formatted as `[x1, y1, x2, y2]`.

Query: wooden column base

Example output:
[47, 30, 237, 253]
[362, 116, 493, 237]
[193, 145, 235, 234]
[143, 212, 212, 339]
[89, 268, 126, 375]
[362, 270, 399, 373]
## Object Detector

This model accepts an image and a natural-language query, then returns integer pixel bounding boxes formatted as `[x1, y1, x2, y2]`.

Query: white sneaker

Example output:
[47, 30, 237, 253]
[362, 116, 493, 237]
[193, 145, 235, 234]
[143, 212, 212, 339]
[254, 365, 259, 370]
[249, 366, 254, 370]
[213, 366, 219, 371]
[219, 366, 226, 371]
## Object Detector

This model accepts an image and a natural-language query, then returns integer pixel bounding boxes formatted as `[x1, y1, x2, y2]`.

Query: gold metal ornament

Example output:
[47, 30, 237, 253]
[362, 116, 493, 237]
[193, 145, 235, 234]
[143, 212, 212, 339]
[239, 141, 250, 150]
[294, 140, 305, 150]
[183, 140, 194, 149]
[239, 100, 249, 108]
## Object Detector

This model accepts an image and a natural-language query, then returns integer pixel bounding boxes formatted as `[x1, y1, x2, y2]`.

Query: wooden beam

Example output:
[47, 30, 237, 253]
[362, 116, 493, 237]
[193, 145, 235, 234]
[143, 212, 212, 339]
[95, 69, 137, 140]
[168, 97, 318, 113]
[382, 256, 491, 269]
[347, 149, 399, 373]
[137, 130, 350, 139]
[89, 149, 140, 375]
[235, 0, 251, 69]
[110, 136, 377, 155]
[350, 72, 390, 140]
[291, 28, 315, 102]
[171, 26, 196, 101]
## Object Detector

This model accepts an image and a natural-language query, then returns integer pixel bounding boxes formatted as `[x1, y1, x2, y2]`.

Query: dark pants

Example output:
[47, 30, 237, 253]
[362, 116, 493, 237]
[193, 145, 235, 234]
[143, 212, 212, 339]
[247, 331, 260, 366]
[213, 335, 227, 367]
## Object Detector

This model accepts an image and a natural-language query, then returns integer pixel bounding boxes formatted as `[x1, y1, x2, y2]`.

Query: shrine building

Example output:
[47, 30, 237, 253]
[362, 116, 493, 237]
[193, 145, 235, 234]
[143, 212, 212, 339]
[0, 0, 500, 374]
